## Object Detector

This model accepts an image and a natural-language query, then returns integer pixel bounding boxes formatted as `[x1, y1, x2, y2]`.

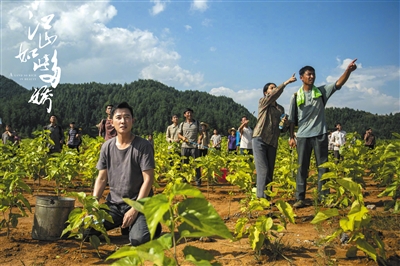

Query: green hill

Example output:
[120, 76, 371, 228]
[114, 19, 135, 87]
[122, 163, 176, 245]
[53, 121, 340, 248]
[0, 75, 399, 139]
[0, 75, 256, 137]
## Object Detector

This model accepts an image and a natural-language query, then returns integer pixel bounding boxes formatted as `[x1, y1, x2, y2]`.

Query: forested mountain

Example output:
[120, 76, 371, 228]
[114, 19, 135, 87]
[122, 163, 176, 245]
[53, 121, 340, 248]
[0, 74, 399, 139]
[0, 75, 255, 137]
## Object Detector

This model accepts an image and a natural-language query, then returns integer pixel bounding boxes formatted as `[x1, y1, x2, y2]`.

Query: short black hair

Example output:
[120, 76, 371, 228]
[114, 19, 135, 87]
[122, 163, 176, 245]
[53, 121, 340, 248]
[335, 122, 341, 127]
[263, 83, 276, 94]
[183, 108, 194, 115]
[299, 66, 315, 76]
[106, 104, 113, 109]
[111, 102, 133, 118]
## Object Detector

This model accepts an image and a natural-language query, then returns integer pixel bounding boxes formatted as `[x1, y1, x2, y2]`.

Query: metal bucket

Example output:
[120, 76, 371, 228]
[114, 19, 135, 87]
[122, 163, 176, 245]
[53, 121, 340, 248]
[31, 196, 75, 241]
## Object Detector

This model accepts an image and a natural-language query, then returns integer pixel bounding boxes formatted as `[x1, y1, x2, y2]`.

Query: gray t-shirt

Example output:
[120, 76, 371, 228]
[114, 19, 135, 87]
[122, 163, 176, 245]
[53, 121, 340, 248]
[288, 83, 338, 138]
[96, 136, 155, 204]
[179, 120, 200, 149]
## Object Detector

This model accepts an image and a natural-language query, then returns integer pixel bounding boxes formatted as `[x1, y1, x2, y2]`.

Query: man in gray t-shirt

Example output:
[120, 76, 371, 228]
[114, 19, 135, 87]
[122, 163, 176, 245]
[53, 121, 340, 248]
[178, 108, 202, 186]
[92, 102, 160, 246]
[288, 59, 358, 208]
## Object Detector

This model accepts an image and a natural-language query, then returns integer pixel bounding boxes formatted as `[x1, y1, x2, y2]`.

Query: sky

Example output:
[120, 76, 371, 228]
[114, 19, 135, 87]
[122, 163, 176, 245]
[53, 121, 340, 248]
[1, 0, 399, 116]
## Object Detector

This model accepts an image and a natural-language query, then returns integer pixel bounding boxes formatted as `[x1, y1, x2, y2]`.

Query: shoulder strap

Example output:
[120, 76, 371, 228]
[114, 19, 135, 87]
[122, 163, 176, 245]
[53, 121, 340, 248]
[293, 93, 299, 126]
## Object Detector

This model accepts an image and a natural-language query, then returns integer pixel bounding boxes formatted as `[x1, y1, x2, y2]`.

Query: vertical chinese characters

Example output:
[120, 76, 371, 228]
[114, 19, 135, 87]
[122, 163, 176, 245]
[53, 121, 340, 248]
[15, 10, 61, 113]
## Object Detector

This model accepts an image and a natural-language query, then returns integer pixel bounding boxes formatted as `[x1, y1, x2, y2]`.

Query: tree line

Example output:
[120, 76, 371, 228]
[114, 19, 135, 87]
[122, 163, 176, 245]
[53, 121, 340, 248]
[0, 74, 399, 139]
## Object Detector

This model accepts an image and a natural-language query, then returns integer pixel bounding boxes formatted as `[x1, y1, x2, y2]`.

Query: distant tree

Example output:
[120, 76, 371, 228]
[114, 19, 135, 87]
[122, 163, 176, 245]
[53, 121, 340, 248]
[0, 75, 398, 139]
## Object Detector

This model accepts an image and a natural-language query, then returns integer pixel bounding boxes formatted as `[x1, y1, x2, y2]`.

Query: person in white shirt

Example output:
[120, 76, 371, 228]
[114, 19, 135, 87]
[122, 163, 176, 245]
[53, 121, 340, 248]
[330, 123, 346, 163]
[238, 116, 253, 155]
[210, 129, 222, 150]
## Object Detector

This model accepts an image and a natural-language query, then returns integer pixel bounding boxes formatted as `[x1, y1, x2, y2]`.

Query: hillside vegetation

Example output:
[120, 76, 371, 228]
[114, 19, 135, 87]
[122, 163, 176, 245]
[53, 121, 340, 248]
[0, 74, 399, 139]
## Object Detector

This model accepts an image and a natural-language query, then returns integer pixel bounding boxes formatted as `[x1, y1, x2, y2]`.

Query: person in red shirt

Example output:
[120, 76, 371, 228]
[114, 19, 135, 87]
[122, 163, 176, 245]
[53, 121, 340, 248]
[98, 104, 117, 140]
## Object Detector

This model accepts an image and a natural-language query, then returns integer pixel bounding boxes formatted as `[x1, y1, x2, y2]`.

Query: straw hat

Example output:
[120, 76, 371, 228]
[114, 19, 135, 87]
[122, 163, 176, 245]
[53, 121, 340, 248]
[200, 122, 209, 128]
[228, 127, 236, 134]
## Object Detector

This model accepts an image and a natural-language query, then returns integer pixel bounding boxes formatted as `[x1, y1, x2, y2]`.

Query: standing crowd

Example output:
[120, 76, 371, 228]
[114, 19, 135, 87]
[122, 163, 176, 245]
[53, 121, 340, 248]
[2, 57, 380, 248]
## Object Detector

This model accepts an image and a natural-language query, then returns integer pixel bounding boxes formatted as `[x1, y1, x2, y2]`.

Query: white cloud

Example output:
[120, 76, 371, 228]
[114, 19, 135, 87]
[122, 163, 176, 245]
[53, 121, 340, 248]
[1, 1, 203, 89]
[210, 86, 263, 115]
[185, 25, 192, 31]
[210, 46, 216, 52]
[140, 64, 204, 87]
[150, 0, 168, 16]
[325, 58, 399, 114]
[191, 0, 209, 12]
[53, 2, 118, 40]
[210, 59, 400, 116]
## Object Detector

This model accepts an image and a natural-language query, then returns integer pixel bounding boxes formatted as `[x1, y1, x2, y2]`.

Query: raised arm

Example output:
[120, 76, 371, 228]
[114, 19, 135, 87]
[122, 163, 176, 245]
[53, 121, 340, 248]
[335, 58, 357, 89]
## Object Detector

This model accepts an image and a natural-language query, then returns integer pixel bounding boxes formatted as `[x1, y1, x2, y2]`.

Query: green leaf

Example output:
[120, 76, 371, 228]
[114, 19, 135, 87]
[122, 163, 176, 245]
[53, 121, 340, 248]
[108, 246, 140, 261]
[320, 171, 338, 181]
[16, 193, 31, 212]
[346, 246, 358, 258]
[90, 235, 101, 250]
[234, 217, 248, 239]
[356, 238, 377, 262]
[323, 229, 342, 243]
[178, 222, 212, 238]
[275, 200, 296, 224]
[123, 198, 145, 213]
[340, 217, 353, 232]
[140, 194, 169, 239]
[311, 208, 339, 224]
[183, 245, 219, 265]
[172, 183, 204, 199]
[249, 226, 265, 251]
[337, 178, 361, 197]
[10, 213, 21, 228]
[177, 198, 233, 240]
[262, 217, 274, 232]
[373, 233, 386, 260]
[111, 257, 144, 266]
[107, 234, 172, 265]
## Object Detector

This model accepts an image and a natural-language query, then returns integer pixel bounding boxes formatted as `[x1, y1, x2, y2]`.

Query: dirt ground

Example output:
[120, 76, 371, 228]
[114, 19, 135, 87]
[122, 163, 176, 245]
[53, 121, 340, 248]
[0, 177, 399, 266]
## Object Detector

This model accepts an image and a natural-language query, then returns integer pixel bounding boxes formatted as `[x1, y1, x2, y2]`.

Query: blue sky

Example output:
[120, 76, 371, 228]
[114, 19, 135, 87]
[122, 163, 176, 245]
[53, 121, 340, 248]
[1, 0, 399, 116]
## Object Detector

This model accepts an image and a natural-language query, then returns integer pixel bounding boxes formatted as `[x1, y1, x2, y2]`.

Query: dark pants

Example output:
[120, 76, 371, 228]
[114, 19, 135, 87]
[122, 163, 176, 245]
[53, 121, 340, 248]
[102, 202, 153, 246]
[199, 149, 208, 157]
[296, 134, 329, 200]
[333, 150, 343, 164]
[253, 137, 277, 199]
[68, 144, 80, 153]
[181, 147, 201, 185]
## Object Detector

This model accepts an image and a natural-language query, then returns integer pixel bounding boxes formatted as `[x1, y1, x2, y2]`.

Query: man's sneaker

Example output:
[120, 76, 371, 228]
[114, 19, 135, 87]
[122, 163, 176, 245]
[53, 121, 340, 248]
[293, 200, 306, 208]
